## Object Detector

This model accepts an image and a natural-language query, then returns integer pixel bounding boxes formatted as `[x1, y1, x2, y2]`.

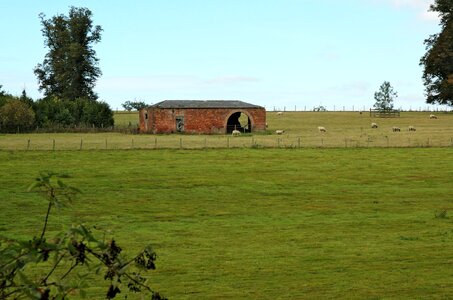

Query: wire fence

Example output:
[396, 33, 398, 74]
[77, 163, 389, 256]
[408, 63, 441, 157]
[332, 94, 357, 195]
[2, 135, 453, 151]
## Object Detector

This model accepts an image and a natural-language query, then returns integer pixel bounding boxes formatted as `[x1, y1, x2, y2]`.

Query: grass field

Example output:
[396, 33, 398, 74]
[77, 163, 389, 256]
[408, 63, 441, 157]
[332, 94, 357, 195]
[1, 111, 453, 150]
[2, 148, 453, 298]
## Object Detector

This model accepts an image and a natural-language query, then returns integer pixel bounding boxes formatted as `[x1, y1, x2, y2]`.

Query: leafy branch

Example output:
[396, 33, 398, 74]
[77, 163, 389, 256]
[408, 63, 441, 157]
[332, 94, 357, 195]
[0, 172, 167, 299]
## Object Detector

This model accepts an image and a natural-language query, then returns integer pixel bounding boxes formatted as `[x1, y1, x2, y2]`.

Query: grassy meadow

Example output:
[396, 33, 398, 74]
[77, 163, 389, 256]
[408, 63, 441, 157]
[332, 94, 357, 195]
[2, 148, 453, 298]
[1, 111, 453, 150]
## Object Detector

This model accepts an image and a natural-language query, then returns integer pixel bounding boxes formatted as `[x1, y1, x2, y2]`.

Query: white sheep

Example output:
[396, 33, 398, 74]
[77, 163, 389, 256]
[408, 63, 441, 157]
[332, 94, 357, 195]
[276, 111, 283, 115]
[371, 122, 378, 129]
[408, 126, 416, 132]
[275, 130, 285, 135]
[392, 127, 401, 132]
[318, 126, 327, 132]
[430, 114, 438, 119]
[232, 129, 241, 136]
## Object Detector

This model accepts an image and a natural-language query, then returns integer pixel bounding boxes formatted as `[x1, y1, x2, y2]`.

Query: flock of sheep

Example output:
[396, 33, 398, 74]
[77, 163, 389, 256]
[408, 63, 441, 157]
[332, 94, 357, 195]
[231, 112, 439, 136]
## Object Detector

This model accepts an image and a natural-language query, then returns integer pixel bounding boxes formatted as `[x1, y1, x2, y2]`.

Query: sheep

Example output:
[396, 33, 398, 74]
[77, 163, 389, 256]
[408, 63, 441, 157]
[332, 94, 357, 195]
[430, 114, 438, 119]
[392, 127, 401, 132]
[275, 130, 285, 135]
[371, 122, 378, 129]
[318, 126, 327, 133]
[408, 126, 416, 132]
[276, 111, 283, 115]
[232, 129, 241, 136]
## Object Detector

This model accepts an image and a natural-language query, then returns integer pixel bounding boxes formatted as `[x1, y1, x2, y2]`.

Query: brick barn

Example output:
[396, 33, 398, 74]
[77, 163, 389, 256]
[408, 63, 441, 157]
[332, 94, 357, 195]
[139, 100, 266, 134]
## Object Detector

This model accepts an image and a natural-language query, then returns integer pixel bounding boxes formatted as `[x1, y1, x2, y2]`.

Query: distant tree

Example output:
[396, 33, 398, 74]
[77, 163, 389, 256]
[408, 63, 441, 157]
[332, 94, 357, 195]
[122, 100, 148, 111]
[0, 85, 15, 108]
[34, 7, 102, 101]
[0, 99, 36, 132]
[34, 97, 114, 128]
[80, 100, 114, 127]
[19, 88, 34, 108]
[373, 81, 397, 111]
[420, 0, 453, 106]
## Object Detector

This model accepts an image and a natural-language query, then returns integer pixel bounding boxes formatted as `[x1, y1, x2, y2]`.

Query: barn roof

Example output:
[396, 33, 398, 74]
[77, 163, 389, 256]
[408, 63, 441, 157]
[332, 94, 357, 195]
[150, 100, 263, 109]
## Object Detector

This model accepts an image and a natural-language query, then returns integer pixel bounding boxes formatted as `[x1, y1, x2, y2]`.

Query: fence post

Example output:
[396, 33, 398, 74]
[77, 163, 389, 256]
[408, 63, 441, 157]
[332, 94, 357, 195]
[131, 138, 134, 149]
[298, 137, 300, 148]
[80, 138, 83, 150]
[227, 137, 229, 149]
[105, 138, 108, 150]
[27, 139, 30, 150]
[321, 138, 324, 147]
[52, 139, 55, 151]
[154, 137, 157, 149]
[179, 138, 182, 149]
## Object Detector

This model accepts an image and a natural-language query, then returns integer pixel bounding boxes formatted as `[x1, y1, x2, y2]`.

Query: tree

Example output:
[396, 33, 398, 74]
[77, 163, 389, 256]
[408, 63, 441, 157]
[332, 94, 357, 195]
[420, 0, 453, 105]
[0, 100, 36, 132]
[0, 172, 167, 299]
[373, 81, 397, 111]
[33, 97, 114, 128]
[34, 7, 102, 101]
[122, 100, 148, 111]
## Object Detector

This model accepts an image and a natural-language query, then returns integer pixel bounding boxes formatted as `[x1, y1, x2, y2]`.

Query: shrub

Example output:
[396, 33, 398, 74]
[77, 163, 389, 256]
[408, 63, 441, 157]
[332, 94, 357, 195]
[0, 100, 35, 132]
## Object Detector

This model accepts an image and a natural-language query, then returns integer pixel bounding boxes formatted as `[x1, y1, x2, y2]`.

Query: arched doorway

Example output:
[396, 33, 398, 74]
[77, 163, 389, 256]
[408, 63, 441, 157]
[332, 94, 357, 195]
[226, 111, 252, 133]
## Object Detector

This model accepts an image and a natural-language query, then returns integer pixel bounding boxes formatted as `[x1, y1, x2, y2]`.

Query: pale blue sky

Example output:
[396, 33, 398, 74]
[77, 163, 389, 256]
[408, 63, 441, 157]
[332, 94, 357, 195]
[0, 0, 442, 110]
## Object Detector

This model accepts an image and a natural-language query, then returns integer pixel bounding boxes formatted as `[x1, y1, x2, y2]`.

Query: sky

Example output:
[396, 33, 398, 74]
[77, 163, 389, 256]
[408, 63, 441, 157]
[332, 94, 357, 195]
[0, 0, 443, 111]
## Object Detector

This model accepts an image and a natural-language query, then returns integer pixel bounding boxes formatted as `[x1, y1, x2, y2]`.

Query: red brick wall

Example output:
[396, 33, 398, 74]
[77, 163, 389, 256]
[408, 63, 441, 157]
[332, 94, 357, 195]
[139, 107, 266, 134]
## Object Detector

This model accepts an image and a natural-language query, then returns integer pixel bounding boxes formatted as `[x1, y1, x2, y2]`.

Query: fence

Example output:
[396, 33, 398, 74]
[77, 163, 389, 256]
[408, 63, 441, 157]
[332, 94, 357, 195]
[369, 109, 400, 118]
[2, 135, 453, 151]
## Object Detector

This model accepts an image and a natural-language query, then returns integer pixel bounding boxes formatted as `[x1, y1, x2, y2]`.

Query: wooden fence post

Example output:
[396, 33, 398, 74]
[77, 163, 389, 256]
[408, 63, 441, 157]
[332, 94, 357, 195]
[27, 139, 30, 150]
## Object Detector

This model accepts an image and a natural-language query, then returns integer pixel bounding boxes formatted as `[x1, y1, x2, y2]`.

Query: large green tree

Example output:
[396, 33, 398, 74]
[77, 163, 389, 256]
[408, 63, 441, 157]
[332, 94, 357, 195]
[34, 7, 102, 101]
[420, 0, 453, 105]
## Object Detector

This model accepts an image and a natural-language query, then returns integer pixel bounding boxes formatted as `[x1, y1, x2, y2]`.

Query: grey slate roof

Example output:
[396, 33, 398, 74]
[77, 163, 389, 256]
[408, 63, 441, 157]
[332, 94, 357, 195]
[150, 100, 263, 109]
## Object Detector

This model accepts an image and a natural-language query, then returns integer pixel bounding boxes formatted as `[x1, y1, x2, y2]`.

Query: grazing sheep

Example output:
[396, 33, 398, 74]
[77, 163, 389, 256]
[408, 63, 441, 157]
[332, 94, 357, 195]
[318, 126, 327, 132]
[276, 111, 283, 115]
[371, 122, 378, 129]
[408, 126, 416, 131]
[275, 130, 285, 135]
[430, 114, 438, 119]
[232, 129, 241, 136]
[392, 127, 401, 132]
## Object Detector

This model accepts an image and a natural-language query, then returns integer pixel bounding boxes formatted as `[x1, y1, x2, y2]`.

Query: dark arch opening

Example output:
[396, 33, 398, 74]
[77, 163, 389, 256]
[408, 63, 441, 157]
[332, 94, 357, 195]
[226, 112, 251, 133]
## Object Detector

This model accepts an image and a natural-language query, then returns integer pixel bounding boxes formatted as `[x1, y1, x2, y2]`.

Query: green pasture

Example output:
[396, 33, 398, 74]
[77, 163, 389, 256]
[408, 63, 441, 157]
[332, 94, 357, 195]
[2, 148, 453, 298]
[1, 111, 453, 150]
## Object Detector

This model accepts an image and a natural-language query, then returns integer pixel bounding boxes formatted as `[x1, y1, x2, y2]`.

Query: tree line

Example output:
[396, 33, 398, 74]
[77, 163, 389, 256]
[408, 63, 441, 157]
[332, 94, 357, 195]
[0, 7, 113, 133]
